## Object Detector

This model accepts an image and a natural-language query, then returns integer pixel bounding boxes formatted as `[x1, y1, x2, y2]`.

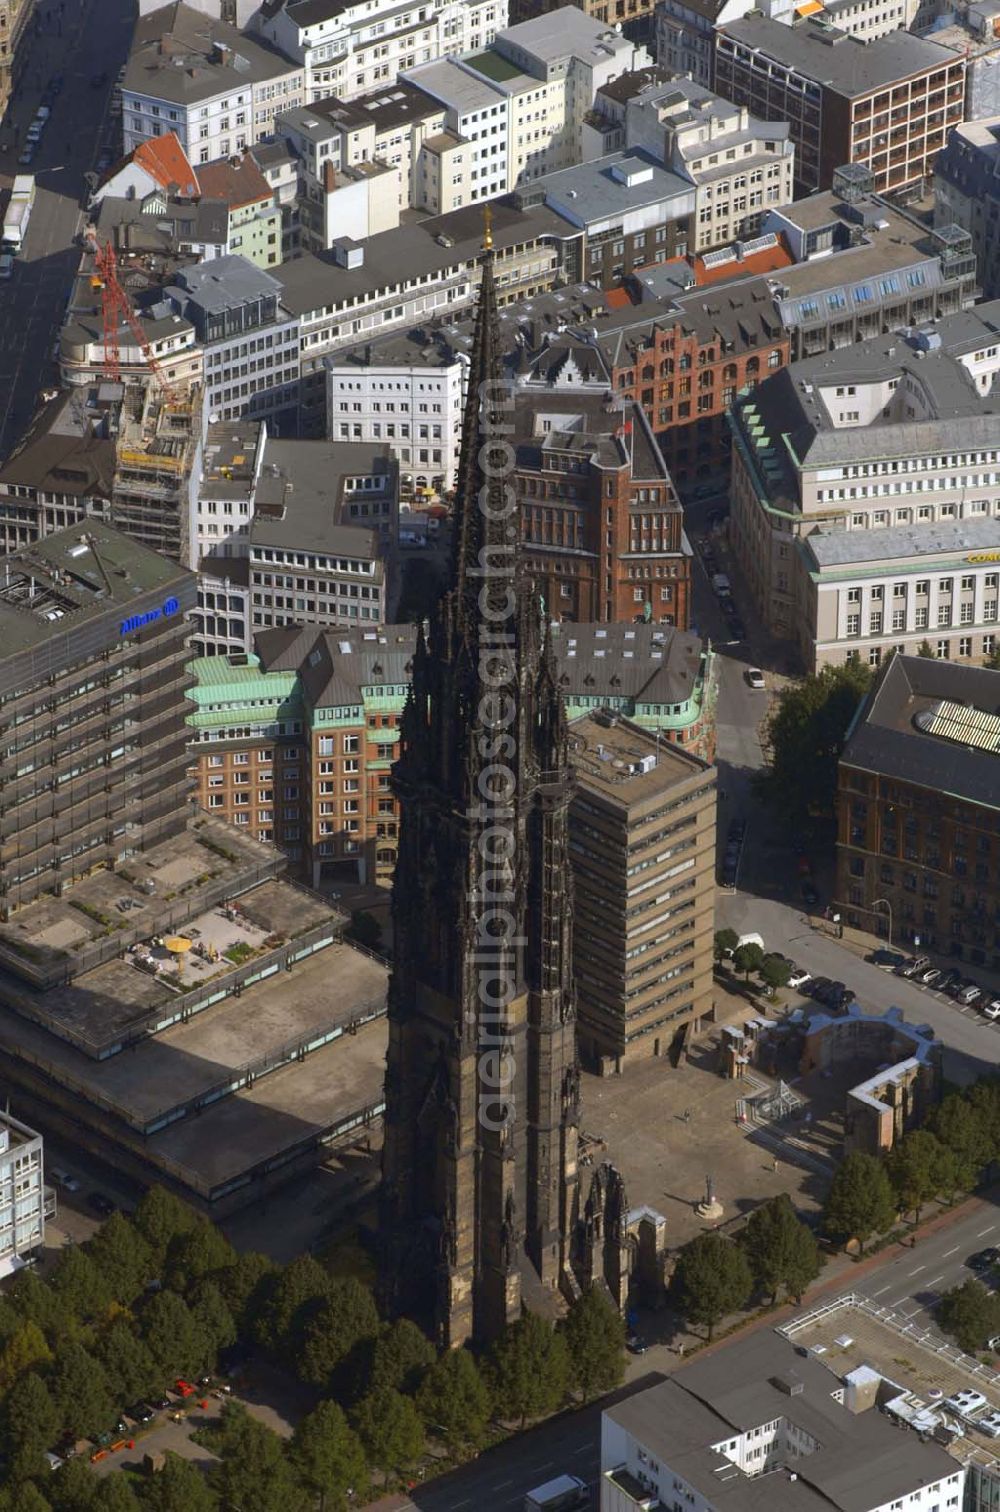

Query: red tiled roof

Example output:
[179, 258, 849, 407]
[196, 152, 272, 211]
[605, 286, 635, 309]
[692, 238, 794, 287]
[132, 132, 200, 198]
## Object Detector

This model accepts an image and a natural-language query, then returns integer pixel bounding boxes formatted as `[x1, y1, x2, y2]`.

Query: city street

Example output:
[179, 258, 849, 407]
[389, 1197, 1000, 1512]
[851, 1195, 1000, 1342]
[0, 0, 132, 458]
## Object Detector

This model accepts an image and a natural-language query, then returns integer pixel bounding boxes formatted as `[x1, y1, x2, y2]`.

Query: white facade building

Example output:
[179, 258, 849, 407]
[326, 332, 468, 491]
[122, 3, 305, 165]
[166, 256, 301, 427]
[0, 1111, 46, 1280]
[728, 303, 1000, 666]
[254, 0, 507, 104]
[619, 75, 795, 251]
[601, 1331, 964, 1512]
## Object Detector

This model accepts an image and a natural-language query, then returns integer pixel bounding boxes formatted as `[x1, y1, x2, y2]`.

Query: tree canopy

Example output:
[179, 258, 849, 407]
[757, 662, 872, 823]
[561, 1287, 625, 1402]
[821, 1151, 896, 1251]
[672, 1233, 752, 1339]
[486, 1311, 569, 1426]
[741, 1195, 821, 1304]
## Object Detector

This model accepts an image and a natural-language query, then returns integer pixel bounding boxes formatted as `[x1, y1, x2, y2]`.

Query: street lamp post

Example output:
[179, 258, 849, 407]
[872, 897, 893, 948]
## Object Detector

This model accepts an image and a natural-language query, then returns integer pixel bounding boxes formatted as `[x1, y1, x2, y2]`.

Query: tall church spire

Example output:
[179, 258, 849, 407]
[380, 213, 580, 1348]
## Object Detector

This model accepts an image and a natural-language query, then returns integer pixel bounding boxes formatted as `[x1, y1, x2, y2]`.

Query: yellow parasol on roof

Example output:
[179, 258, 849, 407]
[163, 936, 193, 953]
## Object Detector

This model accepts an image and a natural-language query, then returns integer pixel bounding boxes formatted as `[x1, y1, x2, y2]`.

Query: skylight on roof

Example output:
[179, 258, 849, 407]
[915, 698, 1000, 753]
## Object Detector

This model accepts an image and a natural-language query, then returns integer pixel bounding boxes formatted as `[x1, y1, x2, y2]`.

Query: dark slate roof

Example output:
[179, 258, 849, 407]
[841, 653, 1000, 810]
[254, 620, 706, 712]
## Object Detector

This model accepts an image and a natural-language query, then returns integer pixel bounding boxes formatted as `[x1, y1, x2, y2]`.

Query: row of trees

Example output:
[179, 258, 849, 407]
[821, 1079, 1000, 1255]
[670, 1195, 823, 1340]
[670, 1077, 1000, 1343]
[0, 1186, 627, 1510]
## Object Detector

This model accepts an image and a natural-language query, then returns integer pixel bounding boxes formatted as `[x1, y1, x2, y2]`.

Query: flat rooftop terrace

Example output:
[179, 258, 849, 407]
[0, 860, 340, 1056]
[0, 815, 285, 989]
[783, 1295, 1000, 1470]
[0, 939, 385, 1131]
[148, 1016, 387, 1200]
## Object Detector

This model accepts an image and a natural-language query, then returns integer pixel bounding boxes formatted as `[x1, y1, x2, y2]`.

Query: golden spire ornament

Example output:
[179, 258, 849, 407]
[482, 203, 493, 251]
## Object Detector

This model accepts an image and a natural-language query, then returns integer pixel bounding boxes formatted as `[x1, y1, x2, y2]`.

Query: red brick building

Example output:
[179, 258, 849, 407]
[513, 387, 691, 627]
[597, 275, 789, 493]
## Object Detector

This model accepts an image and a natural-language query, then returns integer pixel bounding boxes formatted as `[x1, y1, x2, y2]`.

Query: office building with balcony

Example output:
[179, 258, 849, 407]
[728, 304, 1000, 666]
[714, 16, 963, 195]
[836, 654, 1000, 967]
[569, 713, 716, 1071]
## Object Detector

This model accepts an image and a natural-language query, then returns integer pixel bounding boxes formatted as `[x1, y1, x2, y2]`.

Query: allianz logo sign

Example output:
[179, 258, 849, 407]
[119, 596, 180, 636]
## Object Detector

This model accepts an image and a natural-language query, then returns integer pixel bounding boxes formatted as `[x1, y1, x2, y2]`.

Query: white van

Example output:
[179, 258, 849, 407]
[724, 931, 765, 958]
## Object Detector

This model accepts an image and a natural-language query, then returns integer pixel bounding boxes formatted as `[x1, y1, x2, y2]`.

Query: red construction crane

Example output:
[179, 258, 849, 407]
[91, 240, 179, 403]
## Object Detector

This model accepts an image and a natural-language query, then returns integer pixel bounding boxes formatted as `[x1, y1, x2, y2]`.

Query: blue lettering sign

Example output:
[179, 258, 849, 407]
[119, 596, 181, 637]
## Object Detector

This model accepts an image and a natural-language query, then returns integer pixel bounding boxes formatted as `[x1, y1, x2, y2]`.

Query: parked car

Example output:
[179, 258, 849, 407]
[50, 74, 64, 94]
[150, 1395, 171, 1412]
[967, 1248, 1000, 1273]
[866, 948, 907, 971]
[25, 122, 43, 144]
[939, 969, 965, 996]
[919, 966, 942, 986]
[626, 1335, 647, 1355]
[982, 998, 1000, 1020]
[17, 144, 34, 166]
[49, 1168, 80, 1193]
[958, 983, 984, 1006]
[806, 976, 831, 999]
[128, 1402, 155, 1424]
[745, 667, 766, 690]
[786, 967, 812, 991]
[899, 955, 930, 978]
[0, 255, 13, 281]
[87, 1192, 115, 1217]
[34, 105, 51, 123]
[174, 1379, 195, 1398]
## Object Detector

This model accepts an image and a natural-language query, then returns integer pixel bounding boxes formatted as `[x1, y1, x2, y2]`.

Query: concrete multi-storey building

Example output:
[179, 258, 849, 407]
[193, 425, 390, 652]
[326, 330, 468, 494]
[123, 2, 306, 164]
[569, 712, 716, 1071]
[165, 255, 301, 427]
[0, 524, 196, 917]
[188, 622, 716, 885]
[254, 0, 506, 103]
[513, 389, 692, 627]
[0, 522, 392, 1213]
[601, 1329, 964, 1512]
[656, 0, 921, 91]
[618, 75, 795, 252]
[728, 304, 1000, 667]
[935, 118, 1000, 303]
[0, 1111, 45, 1279]
[837, 654, 1000, 967]
[518, 148, 695, 287]
[714, 16, 964, 195]
[247, 438, 392, 638]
